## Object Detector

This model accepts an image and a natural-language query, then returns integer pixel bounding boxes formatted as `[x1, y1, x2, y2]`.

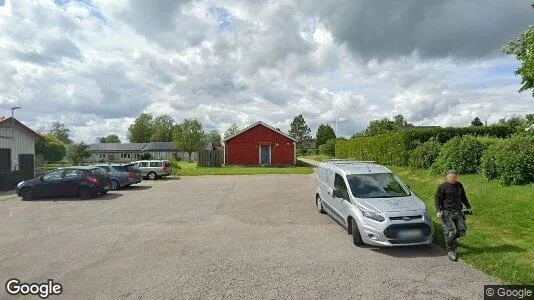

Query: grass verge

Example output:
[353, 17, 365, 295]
[172, 161, 313, 176]
[390, 166, 534, 284]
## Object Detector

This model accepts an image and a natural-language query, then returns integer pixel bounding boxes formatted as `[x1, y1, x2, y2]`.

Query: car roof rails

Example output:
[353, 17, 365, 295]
[324, 159, 375, 163]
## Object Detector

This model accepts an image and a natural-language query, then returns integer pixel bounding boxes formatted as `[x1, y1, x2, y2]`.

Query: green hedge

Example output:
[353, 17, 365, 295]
[319, 139, 336, 157]
[430, 136, 488, 174]
[336, 132, 410, 165]
[335, 126, 511, 166]
[481, 136, 534, 185]
[408, 138, 442, 169]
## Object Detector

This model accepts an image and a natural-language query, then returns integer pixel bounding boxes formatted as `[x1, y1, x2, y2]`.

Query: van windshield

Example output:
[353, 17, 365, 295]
[347, 173, 410, 198]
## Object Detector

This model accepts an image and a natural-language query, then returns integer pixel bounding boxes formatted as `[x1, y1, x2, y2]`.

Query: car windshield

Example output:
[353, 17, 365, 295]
[347, 173, 410, 198]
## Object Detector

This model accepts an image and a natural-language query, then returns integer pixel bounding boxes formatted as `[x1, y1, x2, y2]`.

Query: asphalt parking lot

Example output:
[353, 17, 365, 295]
[0, 174, 495, 299]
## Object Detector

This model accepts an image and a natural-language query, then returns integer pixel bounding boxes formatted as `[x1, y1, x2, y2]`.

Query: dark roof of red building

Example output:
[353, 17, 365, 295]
[224, 121, 297, 142]
[0, 117, 43, 140]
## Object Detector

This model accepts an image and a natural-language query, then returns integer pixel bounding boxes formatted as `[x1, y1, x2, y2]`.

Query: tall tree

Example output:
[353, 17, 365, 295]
[99, 134, 121, 143]
[289, 114, 312, 150]
[127, 113, 154, 143]
[173, 119, 206, 161]
[206, 130, 222, 146]
[49, 121, 72, 144]
[35, 134, 67, 163]
[151, 114, 175, 142]
[65, 142, 90, 165]
[503, 3, 534, 98]
[471, 117, 484, 127]
[223, 123, 239, 140]
[316, 124, 336, 147]
[363, 114, 412, 136]
[363, 118, 396, 136]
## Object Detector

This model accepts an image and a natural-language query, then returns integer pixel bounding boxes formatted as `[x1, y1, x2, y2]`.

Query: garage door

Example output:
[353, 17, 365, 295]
[0, 149, 10, 172]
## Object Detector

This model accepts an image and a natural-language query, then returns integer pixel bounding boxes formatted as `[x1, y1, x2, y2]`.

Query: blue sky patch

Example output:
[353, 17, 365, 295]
[208, 7, 233, 31]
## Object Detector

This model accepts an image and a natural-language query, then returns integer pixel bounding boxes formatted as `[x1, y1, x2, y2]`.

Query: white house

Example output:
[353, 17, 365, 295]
[0, 117, 42, 180]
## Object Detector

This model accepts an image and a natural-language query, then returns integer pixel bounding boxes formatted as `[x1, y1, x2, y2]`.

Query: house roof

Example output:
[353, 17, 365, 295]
[88, 143, 147, 152]
[142, 142, 176, 151]
[223, 121, 297, 142]
[0, 117, 42, 140]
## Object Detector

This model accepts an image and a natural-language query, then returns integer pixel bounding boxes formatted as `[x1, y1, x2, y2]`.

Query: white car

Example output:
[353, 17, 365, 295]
[316, 160, 433, 247]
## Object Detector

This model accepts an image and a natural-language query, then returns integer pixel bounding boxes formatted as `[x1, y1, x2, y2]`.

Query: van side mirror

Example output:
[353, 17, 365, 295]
[39, 175, 44, 181]
[333, 188, 344, 199]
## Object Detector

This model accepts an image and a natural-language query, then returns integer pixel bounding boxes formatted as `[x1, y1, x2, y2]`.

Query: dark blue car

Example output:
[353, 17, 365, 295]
[16, 167, 111, 201]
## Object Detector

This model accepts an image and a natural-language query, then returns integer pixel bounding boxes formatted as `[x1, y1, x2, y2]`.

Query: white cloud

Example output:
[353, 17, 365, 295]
[0, 0, 533, 142]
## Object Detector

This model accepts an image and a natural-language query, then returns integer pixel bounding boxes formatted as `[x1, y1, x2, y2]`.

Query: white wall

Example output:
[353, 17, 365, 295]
[0, 123, 37, 170]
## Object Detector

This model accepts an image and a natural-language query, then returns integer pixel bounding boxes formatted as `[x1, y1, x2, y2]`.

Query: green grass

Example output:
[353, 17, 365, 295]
[390, 166, 534, 284]
[172, 161, 313, 176]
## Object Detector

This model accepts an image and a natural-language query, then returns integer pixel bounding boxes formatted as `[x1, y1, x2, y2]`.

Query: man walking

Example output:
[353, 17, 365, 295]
[435, 170, 472, 261]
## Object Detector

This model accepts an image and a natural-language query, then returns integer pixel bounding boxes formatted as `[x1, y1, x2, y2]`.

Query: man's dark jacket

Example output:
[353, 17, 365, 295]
[435, 182, 472, 212]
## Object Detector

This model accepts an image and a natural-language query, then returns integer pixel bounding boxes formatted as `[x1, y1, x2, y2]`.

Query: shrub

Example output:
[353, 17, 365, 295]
[481, 137, 534, 185]
[336, 132, 410, 165]
[430, 136, 487, 174]
[408, 138, 441, 169]
[335, 126, 512, 167]
[319, 139, 336, 157]
[170, 159, 182, 170]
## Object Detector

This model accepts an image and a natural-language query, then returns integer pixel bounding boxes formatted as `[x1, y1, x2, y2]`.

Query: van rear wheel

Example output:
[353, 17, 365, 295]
[351, 218, 365, 247]
[316, 195, 326, 214]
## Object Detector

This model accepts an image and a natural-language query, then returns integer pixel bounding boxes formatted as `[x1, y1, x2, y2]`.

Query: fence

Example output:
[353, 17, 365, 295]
[197, 150, 222, 167]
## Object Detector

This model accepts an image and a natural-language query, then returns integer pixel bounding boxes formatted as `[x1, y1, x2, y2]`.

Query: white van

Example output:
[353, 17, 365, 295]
[316, 160, 433, 247]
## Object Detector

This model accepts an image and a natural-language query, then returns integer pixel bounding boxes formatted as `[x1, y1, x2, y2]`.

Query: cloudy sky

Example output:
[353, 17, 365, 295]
[0, 0, 533, 142]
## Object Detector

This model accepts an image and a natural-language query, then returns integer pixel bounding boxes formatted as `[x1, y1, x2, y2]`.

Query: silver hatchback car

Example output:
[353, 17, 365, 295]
[316, 160, 433, 247]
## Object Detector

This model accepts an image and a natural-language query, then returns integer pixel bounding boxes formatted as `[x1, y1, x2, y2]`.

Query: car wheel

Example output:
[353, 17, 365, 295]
[21, 188, 34, 201]
[110, 180, 119, 190]
[351, 218, 365, 247]
[147, 172, 157, 180]
[78, 187, 92, 200]
[316, 195, 326, 214]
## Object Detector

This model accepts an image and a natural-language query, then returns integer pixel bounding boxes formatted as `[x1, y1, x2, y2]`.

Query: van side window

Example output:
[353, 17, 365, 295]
[334, 173, 349, 199]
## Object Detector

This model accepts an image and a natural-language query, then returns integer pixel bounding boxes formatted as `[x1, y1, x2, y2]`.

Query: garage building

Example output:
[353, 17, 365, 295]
[0, 117, 42, 190]
[224, 121, 296, 166]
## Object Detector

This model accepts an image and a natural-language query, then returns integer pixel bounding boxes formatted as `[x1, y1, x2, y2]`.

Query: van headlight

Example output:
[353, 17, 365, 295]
[16, 181, 23, 188]
[358, 205, 385, 222]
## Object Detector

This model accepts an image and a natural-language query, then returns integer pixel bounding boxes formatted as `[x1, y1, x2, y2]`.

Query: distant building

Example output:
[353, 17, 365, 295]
[88, 141, 212, 162]
[0, 117, 42, 174]
[224, 121, 296, 166]
[0, 117, 42, 190]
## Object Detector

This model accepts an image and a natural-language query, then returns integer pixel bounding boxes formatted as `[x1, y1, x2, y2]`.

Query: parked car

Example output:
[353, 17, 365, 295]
[16, 167, 111, 201]
[315, 160, 433, 247]
[131, 160, 172, 180]
[92, 163, 143, 190]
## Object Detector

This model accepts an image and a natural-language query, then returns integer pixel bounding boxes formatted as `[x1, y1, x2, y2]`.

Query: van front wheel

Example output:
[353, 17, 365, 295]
[316, 195, 326, 214]
[351, 218, 365, 247]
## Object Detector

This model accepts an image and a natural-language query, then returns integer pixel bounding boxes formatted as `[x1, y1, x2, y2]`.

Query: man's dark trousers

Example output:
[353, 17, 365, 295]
[441, 210, 467, 251]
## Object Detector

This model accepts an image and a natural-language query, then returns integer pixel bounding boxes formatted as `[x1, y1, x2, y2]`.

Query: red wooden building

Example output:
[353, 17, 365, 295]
[224, 121, 296, 166]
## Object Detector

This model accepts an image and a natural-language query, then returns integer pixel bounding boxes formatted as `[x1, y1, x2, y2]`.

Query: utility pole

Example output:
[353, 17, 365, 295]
[10, 106, 21, 171]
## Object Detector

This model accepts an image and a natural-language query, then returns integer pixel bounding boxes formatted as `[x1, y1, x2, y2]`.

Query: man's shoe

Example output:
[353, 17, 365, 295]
[448, 250, 458, 261]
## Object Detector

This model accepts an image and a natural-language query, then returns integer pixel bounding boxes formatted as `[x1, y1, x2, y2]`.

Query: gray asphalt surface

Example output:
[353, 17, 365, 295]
[0, 174, 495, 299]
